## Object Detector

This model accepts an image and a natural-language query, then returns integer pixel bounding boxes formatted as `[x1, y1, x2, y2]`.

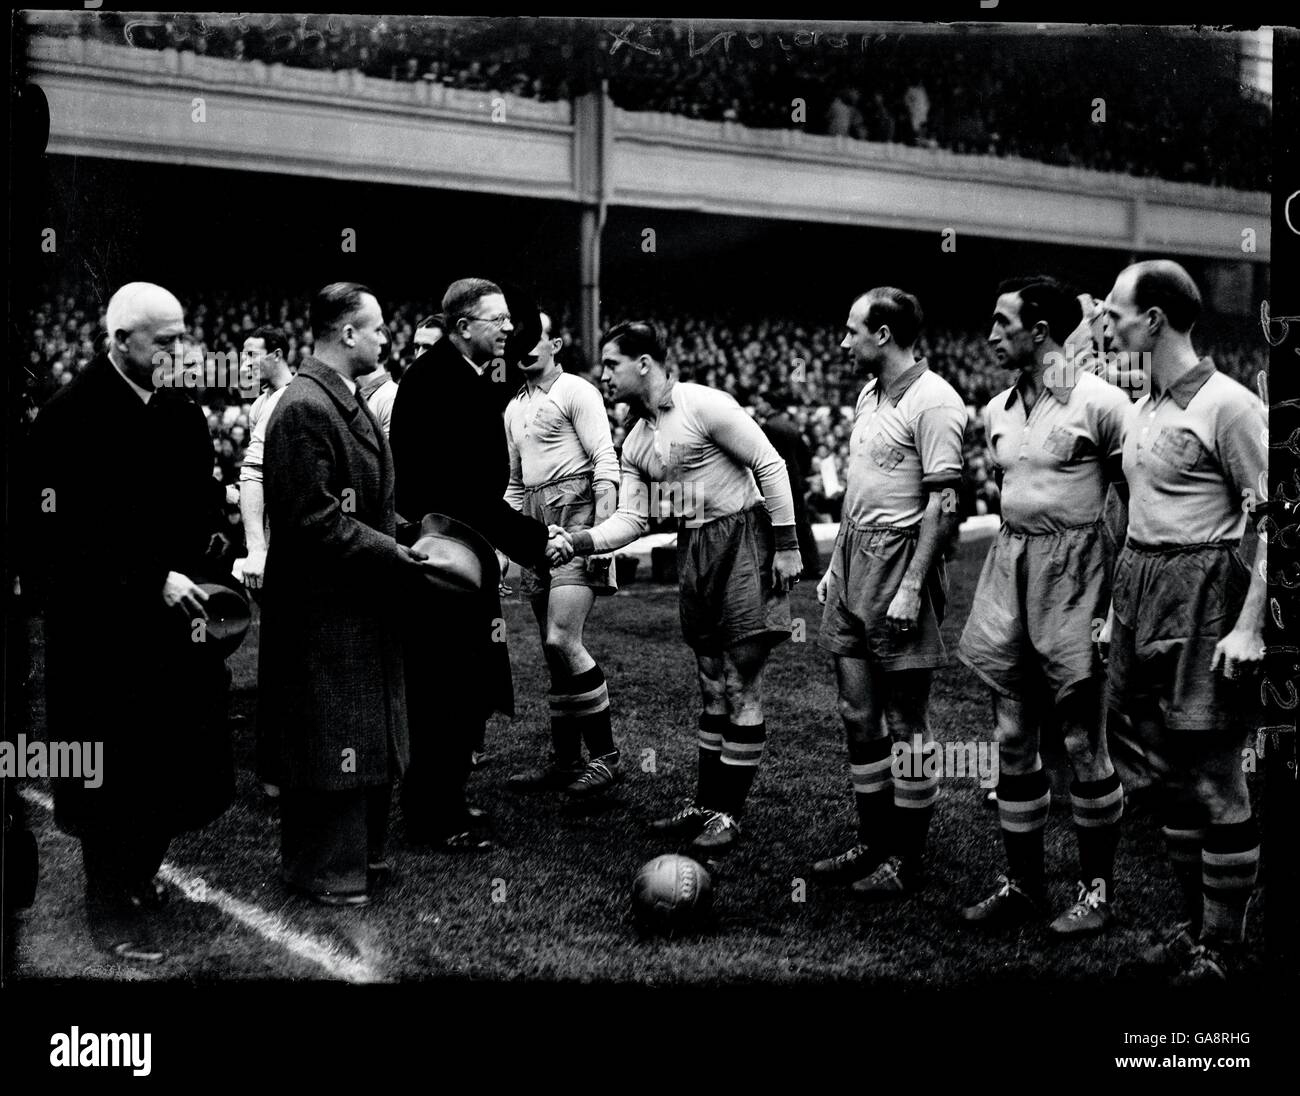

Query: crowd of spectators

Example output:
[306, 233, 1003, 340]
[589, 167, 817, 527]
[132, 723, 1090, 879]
[23, 290, 1268, 529]
[28, 14, 1270, 190]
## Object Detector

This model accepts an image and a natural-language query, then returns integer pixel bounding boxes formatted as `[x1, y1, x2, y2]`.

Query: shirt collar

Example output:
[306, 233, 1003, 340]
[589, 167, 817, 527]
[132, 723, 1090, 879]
[883, 358, 928, 406]
[1004, 367, 1077, 412]
[646, 379, 676, 414]
[523, 369, 563, 398]
[108, 354, 153, 404]
[1154, 356, 1217, 410]
[464, 352, 489, 378]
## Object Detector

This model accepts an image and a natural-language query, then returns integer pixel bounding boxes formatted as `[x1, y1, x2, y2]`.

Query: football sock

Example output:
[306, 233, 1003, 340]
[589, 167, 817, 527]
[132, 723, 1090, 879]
[850, 736, 895, 846]
[1201, 816, 1259, 946]
[1161, 809, 1208, 934]
[565, 663, 616, 762]
[695, 712, 728, 808]
[892, 739, 939, 868]
[1071, 772, 1124, 900]
[546, 668, 584, 768]
[717, 720, 766, 815]
[997, 766, 1050, 890]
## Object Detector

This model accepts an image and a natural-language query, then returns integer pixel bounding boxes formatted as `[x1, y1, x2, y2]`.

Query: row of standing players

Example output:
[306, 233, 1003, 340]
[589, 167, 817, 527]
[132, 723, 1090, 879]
[26, 265, 1264, 978]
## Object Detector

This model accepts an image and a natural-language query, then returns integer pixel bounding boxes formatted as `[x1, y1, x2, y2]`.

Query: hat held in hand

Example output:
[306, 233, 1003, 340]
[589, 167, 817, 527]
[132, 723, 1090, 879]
[411, 513, 499, 595]
[194, 583, 252, 656]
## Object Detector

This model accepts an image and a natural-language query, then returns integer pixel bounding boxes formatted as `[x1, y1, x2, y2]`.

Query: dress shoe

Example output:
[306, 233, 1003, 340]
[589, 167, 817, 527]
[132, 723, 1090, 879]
[367, 861, 393, 890]
[433, 830, 494, 854]
[286, 881, 371, 907]
[506, 756, 585, 792]
[105, 937, 168, 963]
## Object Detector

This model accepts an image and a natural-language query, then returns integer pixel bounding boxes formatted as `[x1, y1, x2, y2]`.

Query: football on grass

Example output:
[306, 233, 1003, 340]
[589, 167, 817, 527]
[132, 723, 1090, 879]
[631, 854, 713, 934]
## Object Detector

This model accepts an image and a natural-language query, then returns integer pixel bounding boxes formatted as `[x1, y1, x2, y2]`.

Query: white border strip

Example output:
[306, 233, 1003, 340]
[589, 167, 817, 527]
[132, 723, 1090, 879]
[20, 788, 380, 984]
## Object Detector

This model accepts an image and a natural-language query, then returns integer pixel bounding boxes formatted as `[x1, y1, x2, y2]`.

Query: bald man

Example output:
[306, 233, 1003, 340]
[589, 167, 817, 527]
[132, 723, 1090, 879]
[25, 282, 235, 962]
[1100, 260, 1266, 983]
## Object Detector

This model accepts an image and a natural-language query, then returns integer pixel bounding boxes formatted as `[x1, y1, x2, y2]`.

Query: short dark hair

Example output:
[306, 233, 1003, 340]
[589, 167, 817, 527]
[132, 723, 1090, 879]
[996, 275, 1081, 345]
[603, 320, 665, 364]
[311, 282, 374, 340]
[249, 324, 289, 359]
[442, 278, 503, 323]
[1131, 261, 1202, 334]
[859, 287, 923, 348]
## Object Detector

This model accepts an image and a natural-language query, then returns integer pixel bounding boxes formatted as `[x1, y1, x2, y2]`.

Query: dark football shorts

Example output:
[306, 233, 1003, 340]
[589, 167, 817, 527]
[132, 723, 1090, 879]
[519, 472, 618, 599]
[818, 520, 947, 671]
[678, 505, 791, 655]
[958, 520, 1109, 701]
[1108, 540, 1253, 733]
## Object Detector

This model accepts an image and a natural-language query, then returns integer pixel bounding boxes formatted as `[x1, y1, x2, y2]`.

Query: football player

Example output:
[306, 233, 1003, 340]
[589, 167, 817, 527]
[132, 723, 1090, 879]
[957, 276, 1129, 936]
[811, 288, 966, 900]
[502, 306, 624, 799]
[1099, 260, 1265, 982]
[558, 320, 802, 856]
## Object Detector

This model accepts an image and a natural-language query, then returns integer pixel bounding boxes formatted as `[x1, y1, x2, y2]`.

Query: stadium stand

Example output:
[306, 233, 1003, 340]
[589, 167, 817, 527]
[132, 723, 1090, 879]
[28, 14, 1271, 189]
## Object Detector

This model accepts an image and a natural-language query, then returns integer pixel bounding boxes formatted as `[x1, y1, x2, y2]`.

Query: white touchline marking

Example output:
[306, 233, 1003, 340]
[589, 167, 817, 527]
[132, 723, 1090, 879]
[20, 788, 382, 984]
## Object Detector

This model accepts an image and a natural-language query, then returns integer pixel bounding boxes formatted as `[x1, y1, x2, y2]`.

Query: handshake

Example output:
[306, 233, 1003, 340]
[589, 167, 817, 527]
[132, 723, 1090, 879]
[546, 524, 576, 567]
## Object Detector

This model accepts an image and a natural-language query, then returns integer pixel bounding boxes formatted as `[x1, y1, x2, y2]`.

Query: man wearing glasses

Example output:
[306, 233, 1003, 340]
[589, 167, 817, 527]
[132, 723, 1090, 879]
[390, 278, 569, 851]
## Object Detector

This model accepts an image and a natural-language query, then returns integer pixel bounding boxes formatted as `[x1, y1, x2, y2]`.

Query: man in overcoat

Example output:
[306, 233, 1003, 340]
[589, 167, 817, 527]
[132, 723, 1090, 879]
[389, 277, 566, 850]
[25, 281, 233, 961]
[259, 282, 433, 904]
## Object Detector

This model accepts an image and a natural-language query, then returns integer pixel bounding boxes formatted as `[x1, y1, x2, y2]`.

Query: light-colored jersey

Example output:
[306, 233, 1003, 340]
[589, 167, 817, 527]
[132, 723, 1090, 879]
[366, 377, 398, 439]
[504, 371, 619, 506]
[1123, 358, 1265, 546]
[239, 381, 292, 485]
[986, 369, 1129, 534]
[842, 360, 966, 527]
[586, 381, 797, 552]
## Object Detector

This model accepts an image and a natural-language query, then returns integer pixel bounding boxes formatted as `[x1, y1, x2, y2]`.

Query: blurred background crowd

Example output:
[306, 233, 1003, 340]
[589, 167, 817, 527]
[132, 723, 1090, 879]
[22, 290, 1267, 535]
[43, 15, 1271, 189]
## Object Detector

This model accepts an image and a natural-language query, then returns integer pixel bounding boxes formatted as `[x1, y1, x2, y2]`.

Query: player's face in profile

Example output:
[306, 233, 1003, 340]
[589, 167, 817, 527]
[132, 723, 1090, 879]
[242, 337, 274, 383]
[840, 296, 882, 373]
[600, 343, 643, 402]
[1101, 272, 1151, 356]
[988, 292, 1035, 370]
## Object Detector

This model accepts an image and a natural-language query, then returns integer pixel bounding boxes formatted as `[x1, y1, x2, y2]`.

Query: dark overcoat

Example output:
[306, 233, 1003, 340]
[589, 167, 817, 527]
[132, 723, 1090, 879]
[389, 337, 550, 718]
[25, 355, 234, 837]
[258, 358, 414, 791]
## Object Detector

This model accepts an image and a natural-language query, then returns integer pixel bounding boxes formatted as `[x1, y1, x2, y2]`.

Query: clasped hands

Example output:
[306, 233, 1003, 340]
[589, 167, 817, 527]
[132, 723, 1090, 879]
[546, 524, 575, 567]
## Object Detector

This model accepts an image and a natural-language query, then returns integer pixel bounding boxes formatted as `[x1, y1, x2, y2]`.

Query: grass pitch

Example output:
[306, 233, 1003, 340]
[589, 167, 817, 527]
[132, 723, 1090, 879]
[13, 528, 1265, 983]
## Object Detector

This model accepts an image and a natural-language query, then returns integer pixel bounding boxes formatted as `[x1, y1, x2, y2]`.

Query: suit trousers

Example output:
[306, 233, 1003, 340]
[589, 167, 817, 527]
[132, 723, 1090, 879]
[280, 783, 392, 896]
[400, 633, 485, 839]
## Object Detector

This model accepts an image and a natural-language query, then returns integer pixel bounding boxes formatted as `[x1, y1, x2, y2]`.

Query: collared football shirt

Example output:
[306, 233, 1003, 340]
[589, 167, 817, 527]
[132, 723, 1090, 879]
[841, 359, 966, 528]
[1123, 357, 1266, 546]
[585, 381, 796, 552]
[985, 369, 1130, 534]
[503, 371, 620, 506]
